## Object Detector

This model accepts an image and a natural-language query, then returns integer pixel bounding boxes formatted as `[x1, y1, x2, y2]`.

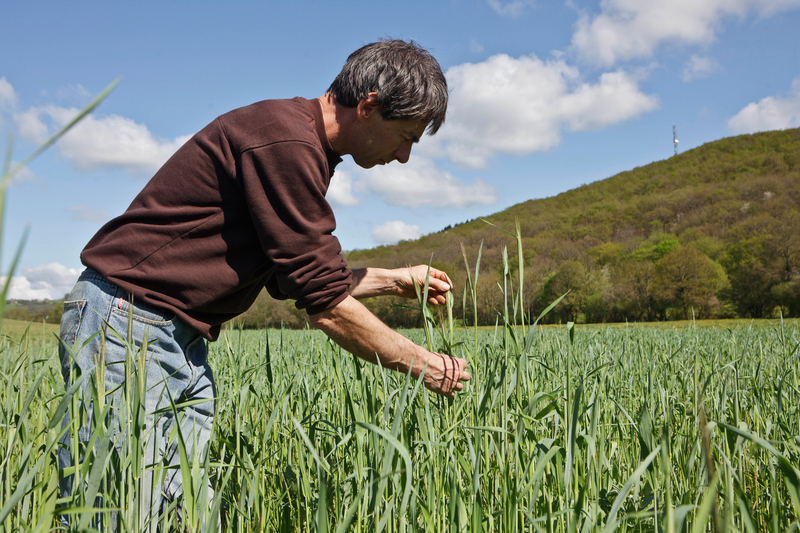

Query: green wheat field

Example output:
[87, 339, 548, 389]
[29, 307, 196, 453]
[1, 297, 799, 531]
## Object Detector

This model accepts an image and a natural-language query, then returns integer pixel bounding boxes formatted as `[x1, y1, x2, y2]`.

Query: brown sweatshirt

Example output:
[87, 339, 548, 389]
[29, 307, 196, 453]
[81, 97, 352, 341]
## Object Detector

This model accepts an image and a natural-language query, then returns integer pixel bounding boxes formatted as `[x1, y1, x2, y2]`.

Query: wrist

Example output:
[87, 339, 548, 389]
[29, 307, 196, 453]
[368, 267, 403, 297]
[349, 267, 396, 298]
[408, 346, 433, 378]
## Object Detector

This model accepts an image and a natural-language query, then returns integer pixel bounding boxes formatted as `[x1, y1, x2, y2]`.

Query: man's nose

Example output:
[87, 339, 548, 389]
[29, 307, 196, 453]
[393, 144, 412, 164]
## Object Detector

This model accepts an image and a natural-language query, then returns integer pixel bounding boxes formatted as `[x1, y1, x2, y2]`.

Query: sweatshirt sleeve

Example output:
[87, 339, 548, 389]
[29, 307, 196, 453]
[239, 139, 352, 315]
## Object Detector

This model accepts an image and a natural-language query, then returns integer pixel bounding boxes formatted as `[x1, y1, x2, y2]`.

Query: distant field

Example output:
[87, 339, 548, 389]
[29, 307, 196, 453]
[552, 317, 800, 329]
[0, 318, 59, 339]
[439, 316, 800, 334]
[4, 316, 795, 342]
[2, 315, 799, 531]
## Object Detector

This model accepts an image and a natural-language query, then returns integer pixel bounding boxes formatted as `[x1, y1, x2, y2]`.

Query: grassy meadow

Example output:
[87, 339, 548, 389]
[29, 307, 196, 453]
[1, 307, 799, 531]
[0, 319, 59, 340]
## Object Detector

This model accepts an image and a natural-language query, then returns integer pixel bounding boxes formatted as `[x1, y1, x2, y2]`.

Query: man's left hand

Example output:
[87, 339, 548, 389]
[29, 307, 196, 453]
[397, 265, 453, 305]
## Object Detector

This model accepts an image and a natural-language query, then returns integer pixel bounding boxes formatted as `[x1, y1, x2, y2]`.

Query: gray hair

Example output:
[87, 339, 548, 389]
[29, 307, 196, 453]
[327, 39, 448, 135]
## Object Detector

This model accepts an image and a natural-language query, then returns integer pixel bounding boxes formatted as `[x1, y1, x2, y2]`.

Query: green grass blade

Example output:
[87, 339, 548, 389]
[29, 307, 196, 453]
[601, 445, 662, 533]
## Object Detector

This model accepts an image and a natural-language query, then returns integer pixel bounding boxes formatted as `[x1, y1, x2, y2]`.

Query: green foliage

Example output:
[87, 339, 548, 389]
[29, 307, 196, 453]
[588, 242, 624, 266]
[227, 290, 309, 329]
[651, 246, 729, 319]
[772, 278, 800, 316]
[653, 239, 681, 261]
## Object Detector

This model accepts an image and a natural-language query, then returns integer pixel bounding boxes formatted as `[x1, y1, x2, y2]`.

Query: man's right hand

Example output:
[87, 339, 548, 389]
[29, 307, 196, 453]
[421, 351, 470, 398]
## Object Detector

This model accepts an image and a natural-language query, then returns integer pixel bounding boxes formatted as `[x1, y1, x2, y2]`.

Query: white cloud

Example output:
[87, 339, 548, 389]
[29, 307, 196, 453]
[470, 39, 484, 54]
[487, 0, 536, 18]
[728, 78, 800, 133]
[754, 0, 800, 16]
[14, 105, 190, 176]
[371, 221, 421, 245]
[7, 164, 36, 188]
[681, 54, 719, 82]
[67, 205, 110, 222]
[2, 263, 81, 300]
[14, 107, 50, 142]
[327, 169, 361, 206]
[571, 0, 800, 67]
[438, 54, 658, 167]
[355, 156, 498, 209]
[0, 77, 16, 107]
[55, 84, 92, 102]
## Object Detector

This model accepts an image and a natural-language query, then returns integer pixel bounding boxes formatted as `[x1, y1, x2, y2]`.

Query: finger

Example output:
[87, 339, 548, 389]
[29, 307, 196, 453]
[428, 267, 453, 287]
[433, 269, 450, 283]
[459, 370, 471, 382]
[425, 286, 449, 305]
[422, 267, 450, 285]
[440, 271, 454, 287]
[427, 295, 446, 306]
[427, 277, 451, 293]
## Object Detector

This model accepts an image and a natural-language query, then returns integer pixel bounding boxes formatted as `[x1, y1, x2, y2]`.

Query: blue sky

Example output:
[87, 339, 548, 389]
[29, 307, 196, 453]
[2, 0, 800, 299]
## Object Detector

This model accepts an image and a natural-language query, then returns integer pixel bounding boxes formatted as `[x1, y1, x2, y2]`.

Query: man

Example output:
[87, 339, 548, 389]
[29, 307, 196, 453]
[57, 39, 470, 527]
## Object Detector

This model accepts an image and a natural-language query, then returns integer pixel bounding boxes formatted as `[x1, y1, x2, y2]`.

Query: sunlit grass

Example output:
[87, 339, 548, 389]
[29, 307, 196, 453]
[0, 319, 59, 340]
[3, 300, 799, 531]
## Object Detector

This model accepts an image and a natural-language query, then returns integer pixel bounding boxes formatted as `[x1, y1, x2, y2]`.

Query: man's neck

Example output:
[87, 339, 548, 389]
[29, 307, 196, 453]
[318, 93, 352, 157]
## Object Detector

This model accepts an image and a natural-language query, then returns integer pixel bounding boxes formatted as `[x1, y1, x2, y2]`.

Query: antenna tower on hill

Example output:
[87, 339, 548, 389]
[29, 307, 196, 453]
[673, 124, 679, 156]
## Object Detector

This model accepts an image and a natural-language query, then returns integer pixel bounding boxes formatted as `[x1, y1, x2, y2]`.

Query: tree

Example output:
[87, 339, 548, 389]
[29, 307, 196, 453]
[772, 279, 800, 317]
[589, 242, 625, 267]
[721, 237, 777, 318]
[45, 301, 63, 324]
[613, 260, 657, 321]
[538, 259, 592, 323]
[652, 247, 728, 319]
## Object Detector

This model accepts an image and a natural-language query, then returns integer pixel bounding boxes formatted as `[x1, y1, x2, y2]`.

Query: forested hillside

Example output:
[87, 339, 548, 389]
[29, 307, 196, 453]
[236, 127, 800, 328]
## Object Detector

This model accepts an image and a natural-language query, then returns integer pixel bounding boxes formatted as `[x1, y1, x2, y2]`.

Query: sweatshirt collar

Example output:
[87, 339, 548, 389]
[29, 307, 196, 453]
[306, 97, 342, 177]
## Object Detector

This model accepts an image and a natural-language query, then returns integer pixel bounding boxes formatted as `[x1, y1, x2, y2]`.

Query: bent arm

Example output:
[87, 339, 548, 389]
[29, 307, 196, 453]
[348, 266, 453, 305]
[308, 295, 469, 397]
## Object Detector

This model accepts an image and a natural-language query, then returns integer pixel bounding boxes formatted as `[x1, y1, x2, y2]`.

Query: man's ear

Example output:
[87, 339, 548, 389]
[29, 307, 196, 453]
[356, 92, 381, 121]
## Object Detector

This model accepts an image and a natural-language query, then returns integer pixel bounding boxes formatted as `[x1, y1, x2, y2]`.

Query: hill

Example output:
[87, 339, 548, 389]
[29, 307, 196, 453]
[343, 128, 800, 326]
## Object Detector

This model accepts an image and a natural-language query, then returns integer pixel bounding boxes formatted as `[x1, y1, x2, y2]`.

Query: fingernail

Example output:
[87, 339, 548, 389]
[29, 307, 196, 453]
[443, 284, 450, 291]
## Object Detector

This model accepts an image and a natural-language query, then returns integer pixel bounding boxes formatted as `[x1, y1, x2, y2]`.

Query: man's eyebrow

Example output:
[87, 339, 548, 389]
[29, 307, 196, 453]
[405, 131, 421, 143]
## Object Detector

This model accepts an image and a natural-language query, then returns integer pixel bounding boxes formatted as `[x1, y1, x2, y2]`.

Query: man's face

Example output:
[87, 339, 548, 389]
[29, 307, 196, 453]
[348, 97, 427, 169]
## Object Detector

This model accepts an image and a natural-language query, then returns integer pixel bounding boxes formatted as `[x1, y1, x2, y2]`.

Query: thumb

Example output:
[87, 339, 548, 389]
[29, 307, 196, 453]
[428, 278, 451, 292]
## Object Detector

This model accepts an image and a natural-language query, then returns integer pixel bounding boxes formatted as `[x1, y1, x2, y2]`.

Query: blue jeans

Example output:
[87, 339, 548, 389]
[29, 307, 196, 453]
[58, 268, 216, 531]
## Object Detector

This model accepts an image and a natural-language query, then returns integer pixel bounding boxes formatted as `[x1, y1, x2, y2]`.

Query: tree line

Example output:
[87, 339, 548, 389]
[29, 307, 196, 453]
[4, 300, 64, 324]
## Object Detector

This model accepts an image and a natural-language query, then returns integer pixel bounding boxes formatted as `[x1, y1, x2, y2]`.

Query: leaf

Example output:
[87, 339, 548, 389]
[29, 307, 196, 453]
[523, 291, 570, 355]
[601, 445, 662, 533]
[356, 422, 414, 517]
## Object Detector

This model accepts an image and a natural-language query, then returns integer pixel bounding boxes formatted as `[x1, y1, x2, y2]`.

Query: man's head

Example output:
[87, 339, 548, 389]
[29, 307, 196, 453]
[327, 39, 448, 135]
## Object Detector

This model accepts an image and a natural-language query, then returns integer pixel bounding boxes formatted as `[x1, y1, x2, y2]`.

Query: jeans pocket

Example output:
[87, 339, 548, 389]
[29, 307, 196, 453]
[110, 300, 174, 327]
[106, 302, 177, 366]
[60, 299, 87, 348]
